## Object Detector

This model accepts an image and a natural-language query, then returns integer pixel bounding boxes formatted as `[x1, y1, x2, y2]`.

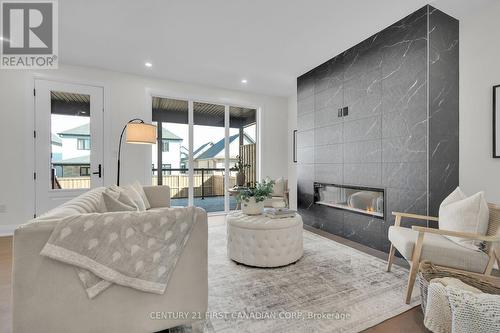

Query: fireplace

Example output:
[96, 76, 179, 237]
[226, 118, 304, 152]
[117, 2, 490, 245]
[314, 183, 385, 219]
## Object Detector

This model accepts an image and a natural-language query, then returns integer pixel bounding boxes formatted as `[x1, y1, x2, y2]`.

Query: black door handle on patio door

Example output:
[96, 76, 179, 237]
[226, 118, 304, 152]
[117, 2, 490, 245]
[92, 164, 102, 178]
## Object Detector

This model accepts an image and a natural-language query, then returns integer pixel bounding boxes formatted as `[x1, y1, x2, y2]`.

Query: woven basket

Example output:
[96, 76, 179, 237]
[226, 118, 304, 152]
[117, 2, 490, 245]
[418, 261, 500, 313]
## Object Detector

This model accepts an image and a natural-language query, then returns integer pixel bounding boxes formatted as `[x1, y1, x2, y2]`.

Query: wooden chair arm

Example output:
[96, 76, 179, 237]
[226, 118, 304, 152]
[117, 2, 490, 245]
[392, 211, 439, 227]
[412, 226, 500, 243]
[392, 212, 439, 222]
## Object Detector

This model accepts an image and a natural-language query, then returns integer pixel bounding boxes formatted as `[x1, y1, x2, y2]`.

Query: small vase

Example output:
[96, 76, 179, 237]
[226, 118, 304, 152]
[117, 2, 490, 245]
[236, 172, 246, 186]
[241, 197, 264, 215]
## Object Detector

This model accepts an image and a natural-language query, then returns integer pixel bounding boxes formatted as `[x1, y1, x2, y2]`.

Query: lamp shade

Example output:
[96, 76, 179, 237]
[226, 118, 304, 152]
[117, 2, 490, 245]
[126, 122, 156, 144]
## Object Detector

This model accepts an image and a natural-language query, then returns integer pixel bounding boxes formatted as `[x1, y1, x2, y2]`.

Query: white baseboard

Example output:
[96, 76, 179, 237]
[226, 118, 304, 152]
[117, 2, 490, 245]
[0, 224, 17, 237]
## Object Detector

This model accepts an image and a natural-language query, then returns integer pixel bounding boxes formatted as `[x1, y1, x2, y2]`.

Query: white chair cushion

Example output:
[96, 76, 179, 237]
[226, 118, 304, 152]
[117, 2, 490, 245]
[439, 187, 489, 250]
[388, 226, 489, 273]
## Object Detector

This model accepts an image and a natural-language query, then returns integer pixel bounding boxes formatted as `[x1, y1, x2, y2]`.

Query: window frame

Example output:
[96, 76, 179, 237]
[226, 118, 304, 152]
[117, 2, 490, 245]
[79, 165, 90, 176]
[77, 137, 91, 150]
[161, 140, 170, 152]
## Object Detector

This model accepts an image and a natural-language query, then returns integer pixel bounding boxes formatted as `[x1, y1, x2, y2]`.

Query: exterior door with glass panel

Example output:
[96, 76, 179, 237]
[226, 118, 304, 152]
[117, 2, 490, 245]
[34, 79, 104, 215]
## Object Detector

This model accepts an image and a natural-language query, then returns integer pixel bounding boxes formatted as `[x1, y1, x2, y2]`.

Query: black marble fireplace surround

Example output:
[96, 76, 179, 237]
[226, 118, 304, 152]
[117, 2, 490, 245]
[296, 5, 459, 253]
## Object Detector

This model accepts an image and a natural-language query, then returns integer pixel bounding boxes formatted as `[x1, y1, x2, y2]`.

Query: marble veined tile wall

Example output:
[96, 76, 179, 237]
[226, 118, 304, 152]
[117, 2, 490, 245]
[296, 6, 459, 253]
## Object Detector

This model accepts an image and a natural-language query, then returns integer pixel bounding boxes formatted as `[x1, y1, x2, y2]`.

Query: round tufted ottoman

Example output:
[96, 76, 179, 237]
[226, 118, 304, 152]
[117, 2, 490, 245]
[226, 212, 303, 267]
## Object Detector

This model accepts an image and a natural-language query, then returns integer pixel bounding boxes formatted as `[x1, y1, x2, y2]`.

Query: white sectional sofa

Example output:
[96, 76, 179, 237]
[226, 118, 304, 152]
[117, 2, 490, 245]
[12, 185, 208, 333]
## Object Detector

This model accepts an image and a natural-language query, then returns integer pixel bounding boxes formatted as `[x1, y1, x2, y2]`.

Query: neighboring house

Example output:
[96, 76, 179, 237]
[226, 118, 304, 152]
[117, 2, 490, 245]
[51, 133, 63, 162]
[194, 133, 254, 169]
[179, 141, 214, 171]
[52, 123, 91, 177]
[193, 142, 214, 159]
[57, 123, 91, 160]
[52, 156, 91, 178]
[151, 126, 183, 175]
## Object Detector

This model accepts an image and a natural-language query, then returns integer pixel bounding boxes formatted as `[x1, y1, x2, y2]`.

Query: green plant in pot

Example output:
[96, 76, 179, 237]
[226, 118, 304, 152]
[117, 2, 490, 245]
[235, 179, 274, 215]
[230, 155, 251, 186]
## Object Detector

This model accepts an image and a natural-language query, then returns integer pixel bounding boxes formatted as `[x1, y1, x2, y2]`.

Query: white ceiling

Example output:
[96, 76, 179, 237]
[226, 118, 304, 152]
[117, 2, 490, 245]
[59, 0, 494, 97]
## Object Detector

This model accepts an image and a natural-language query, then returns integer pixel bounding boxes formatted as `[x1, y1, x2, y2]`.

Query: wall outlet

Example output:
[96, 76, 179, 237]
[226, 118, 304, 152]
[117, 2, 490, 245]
[0, 204, 6, 213]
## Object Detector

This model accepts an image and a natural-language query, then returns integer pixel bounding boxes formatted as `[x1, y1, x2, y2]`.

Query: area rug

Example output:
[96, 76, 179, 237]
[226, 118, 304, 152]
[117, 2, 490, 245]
[174, 219, 420, 333]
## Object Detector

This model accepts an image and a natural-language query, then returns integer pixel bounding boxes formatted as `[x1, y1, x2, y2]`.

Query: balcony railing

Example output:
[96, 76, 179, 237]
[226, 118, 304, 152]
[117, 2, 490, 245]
[50, 166, 240, 199]
[152, 168, 237, 199]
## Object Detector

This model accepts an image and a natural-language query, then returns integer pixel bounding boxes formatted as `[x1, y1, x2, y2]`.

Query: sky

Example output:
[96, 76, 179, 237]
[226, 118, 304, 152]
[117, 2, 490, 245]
[51, 114, 89, 134]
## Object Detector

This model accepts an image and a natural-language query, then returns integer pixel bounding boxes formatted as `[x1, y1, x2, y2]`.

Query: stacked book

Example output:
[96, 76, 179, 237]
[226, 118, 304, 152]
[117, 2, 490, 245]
[264, 208, 297, 219]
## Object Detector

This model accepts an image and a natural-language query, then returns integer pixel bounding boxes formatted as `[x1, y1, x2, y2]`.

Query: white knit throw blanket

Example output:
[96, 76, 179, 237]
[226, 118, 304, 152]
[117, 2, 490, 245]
[40, 207, 197, 299]
[447, 288, 500, 333]
[424, 277, 500, 333]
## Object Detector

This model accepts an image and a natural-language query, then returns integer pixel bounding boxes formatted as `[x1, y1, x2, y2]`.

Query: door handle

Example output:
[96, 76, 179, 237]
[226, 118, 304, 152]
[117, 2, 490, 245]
[92, 164, 102, 178]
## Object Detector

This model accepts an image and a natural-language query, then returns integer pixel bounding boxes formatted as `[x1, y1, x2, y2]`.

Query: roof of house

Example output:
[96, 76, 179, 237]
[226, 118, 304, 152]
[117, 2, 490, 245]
[52, 155, 90, 165]
[193, 142, 214, 157]
[196, 133, 254, 160]
[161, 127, 182, 141]
[58, 123, 90, 137]
[51, 133, 62, 146]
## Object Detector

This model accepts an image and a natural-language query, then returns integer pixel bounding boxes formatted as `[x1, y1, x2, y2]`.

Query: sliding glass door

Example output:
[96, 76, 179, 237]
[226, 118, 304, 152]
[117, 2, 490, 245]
[151, 97, 189, 206]
[229, 107, 257, 210]
[151, 95, 257, 213]
[192, 102, 227, 212]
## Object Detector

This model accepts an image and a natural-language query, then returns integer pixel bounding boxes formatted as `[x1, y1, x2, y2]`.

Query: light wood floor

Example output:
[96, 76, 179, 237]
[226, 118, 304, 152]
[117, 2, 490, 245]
[0, 219, 428, 333]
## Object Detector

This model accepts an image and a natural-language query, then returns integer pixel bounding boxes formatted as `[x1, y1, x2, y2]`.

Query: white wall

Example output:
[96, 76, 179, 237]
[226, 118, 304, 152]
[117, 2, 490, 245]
[287, 93, 297, 210]
[0, 64, 288, 231]
[460, 1, 500, 203]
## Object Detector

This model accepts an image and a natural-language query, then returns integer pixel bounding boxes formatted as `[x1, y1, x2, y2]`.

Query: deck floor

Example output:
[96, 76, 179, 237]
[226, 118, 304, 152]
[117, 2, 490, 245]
[172, 196, 237, 212]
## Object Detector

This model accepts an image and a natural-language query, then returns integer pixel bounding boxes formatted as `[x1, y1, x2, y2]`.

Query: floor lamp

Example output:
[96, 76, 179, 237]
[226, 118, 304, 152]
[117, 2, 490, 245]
[117, 119, 157, 185]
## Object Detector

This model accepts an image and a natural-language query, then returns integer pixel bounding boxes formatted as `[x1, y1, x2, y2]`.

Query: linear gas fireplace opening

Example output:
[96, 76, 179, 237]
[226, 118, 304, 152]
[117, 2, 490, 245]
[314, 182, 385, 219]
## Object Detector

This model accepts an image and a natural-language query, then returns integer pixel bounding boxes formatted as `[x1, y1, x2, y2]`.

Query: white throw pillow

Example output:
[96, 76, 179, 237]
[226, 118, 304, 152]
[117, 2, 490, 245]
[132, 180, 151, 210]
[439, 187, 489, 250]
[102, 192, 137, 212]
[122, 184, 147, 211]
[272, 177, 286, 197]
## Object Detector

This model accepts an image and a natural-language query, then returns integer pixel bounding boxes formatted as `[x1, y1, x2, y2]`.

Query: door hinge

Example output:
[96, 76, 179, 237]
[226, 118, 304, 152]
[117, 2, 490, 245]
[33, 130, 36, 138]
[33, 172, 37, 180]
[33, 213, 37, 218]
[33, 88, 36, 96]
